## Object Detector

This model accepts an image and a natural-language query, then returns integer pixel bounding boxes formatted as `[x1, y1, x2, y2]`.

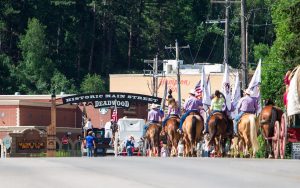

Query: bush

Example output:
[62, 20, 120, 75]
[256, 134, 266, 158]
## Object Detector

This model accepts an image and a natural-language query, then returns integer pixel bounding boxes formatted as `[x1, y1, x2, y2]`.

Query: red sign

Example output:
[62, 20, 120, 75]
[62, 136, 69, 145]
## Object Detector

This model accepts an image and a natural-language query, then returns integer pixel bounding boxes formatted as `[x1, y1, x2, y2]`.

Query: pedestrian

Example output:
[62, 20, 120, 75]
[177, 139, 184, 157]
[126, 136, 135, 156]
[84, 118, 93, 137]
[202, 134, 210, 157]
[85, 131, 96, 157]
[161, 143, 169, 157]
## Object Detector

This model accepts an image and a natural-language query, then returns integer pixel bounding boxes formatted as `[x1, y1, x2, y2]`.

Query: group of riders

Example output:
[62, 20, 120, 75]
[144, 87, 258, 138]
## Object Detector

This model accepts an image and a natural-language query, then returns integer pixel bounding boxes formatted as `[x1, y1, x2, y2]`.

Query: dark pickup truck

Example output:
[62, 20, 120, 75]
[93, 128, 112, 156]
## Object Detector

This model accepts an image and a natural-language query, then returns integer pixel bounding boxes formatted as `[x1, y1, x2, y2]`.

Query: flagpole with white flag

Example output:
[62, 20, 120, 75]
[201, 67, 211, 109]
[222, 63, 231, 111]
[247, 59, 262, 113]
[231, 72, 241, 117]
[160, 79, 168, 111]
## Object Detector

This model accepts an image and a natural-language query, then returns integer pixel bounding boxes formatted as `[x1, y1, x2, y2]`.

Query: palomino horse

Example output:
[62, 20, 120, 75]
[164, 116, 181, 156]
[233, 114, 259, 158]
[207, 112, 229, 157]
[182, 112, 204, 157]
[260, 104, 283, 158]
[144, 123, 161, 156]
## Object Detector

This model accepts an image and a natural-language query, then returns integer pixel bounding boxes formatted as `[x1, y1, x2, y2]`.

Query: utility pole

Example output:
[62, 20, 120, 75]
[208, 0, 240, 65]
[47, 91, 56, 157]
[144, 55, 165, 97]
[241, 0, 247, 89]
[210, 0, 249, 89]
[224, 0, 229, 65]
[165, 40, 189, 113]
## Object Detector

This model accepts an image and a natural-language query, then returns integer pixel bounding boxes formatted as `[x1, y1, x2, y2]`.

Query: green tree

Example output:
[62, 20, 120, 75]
[262, 0, 300, 106]
[0, 54, 18, 93]
[80, 73, 106, 93]
[17, 18, 54, 94]
[51, 70, 77, 94]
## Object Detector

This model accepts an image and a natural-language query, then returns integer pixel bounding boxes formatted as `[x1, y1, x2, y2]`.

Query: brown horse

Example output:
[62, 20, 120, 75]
[144, 123, 161, 157]
[207, 112, 229, 157]
[182, 113, 204, 157]
[164, 116, 181, 156]
[233, 114, 259, 157]
[260, 104, 283, 158]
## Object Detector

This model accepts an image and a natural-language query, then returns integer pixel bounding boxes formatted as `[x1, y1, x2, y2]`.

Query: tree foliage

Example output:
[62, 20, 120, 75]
[0, 0, 298, 98]
[261, 0, 300, 106]
[80, 74, 106, 93]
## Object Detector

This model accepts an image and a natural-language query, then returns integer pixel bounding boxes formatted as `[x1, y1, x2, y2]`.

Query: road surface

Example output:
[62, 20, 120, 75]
[0, 157, 299, 188]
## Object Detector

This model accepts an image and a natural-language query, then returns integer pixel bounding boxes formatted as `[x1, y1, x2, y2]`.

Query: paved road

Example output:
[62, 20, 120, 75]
[0, 157, 300, 188]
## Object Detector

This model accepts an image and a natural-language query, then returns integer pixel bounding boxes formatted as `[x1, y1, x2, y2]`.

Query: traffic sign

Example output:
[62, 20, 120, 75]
[292, 142, 300, 159]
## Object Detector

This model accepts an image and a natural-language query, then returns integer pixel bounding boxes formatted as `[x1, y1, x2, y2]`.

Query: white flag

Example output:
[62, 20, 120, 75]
[247, 59, 261, 113]
[201, 66, 211, 108]
[207, 74, 211, 102]
[222, 63, 231, 111]
[231, 72, 241, 117]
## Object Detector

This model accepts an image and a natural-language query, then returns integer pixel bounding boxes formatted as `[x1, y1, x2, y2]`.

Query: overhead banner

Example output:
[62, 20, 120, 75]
[62, 92, 162, 108]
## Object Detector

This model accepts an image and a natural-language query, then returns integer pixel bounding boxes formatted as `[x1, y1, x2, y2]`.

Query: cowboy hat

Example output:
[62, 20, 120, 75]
[244, 88, 252, 95]
[189, 89, 195, 95]
[151, 103, 158, 109]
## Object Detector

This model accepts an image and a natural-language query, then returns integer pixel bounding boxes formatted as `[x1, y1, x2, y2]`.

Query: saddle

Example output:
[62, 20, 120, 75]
[168, 115, 180, 124]
[149, 122, 161, 127]
[238, 113, 254, 124]
[169, 114, 179, 118]
[212, 111, 223, 116]
[189, 111, 200, 116]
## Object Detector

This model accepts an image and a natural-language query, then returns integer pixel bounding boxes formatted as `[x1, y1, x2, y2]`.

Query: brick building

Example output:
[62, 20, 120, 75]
[0, 94, 151, 157]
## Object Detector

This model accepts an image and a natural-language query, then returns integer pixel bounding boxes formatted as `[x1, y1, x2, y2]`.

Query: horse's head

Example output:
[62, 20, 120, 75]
[264, 98, 274, 106]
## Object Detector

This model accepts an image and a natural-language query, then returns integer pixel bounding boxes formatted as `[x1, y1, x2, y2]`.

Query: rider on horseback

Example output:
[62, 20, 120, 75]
[233, 88, 258, 136]
[143, 103, 163, 137]
[177, 89, 203, 133]
[203, 90, 229, 134]
[162, 98, 180, 128]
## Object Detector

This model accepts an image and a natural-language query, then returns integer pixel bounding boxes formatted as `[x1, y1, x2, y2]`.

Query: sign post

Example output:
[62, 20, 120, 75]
[47, 93, 56, 157]
[292, 142, 300, 159]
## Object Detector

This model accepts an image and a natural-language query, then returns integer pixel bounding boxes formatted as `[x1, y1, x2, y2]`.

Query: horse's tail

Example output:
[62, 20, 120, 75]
[249, 115, 259, 155]
[269, 107, 277, 134]
[191, 115, 197, 142]
[208, 116, 218, 145]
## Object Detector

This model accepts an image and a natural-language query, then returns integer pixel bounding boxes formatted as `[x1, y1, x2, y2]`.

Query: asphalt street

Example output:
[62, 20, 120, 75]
[0, 157, 299, 188]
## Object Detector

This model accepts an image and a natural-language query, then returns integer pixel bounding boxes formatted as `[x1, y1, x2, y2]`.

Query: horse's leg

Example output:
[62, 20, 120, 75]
[242, 132, 250, 157]
[173, 138, 179, 157]
[185, 136, 191, 157]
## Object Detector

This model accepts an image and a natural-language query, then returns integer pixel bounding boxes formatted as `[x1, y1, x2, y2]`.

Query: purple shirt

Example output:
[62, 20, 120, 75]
[183, 96, 203, 111]
[167, 105, 180, 116]
[148, 109, 162, 122]
[237, 95, 258, 113]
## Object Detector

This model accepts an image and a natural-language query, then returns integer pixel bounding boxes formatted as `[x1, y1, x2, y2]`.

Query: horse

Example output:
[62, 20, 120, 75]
[164, 116, 181, 156]
[233, 113, 259, 158]
[260, 104, 283, 158]
[207, 112, 229, 157]
[182, 112, 204, 157]
[144, 123, 161, 157]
